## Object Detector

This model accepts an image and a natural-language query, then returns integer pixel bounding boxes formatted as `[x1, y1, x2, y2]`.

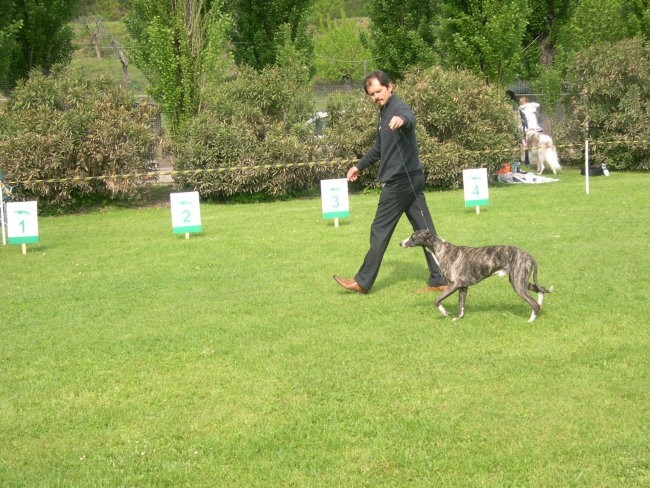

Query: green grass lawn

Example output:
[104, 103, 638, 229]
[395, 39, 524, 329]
[1, 169, 648, 487]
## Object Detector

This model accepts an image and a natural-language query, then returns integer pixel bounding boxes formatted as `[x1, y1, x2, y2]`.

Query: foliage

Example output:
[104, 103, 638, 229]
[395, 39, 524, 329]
[227, 0, 315, 71]
[76, 0, 127, 20]
[0, 0, 78, 91]
[366, 0, 438, 80]
[562, 37, 650, 171]
[0, 6, 22, 94]
[405, 67, 518, 188]
[312, 14, 374, 83]
[324, 66, 518, 190]
[535, 0, 650, 103]
[0, 66, 157, 210]
[308, 0, 346, 23]
[436, 0, 530, 86]
[125, 0, 231, 133]
[172, 60, 343, 199]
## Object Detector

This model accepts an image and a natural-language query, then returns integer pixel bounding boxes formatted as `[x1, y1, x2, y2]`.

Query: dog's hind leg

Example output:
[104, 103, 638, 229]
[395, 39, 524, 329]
[528, 263, 553, 309]
[453, 287, 468, 321]
[538, 146, 546, 174]
[510, 274, 541, 321]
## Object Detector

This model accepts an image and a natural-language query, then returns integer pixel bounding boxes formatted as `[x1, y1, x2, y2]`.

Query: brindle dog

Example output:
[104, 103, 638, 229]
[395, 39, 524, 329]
[400, 229, 553, 322]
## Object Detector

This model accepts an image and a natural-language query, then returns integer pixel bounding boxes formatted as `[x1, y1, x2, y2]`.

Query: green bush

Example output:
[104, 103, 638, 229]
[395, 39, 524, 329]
[323, 66, 518, 190]
[404, 67, 518, 188]
[562, 37, 650, 171]
[172, 63, 345, 199]
[0, 66, 157, 209]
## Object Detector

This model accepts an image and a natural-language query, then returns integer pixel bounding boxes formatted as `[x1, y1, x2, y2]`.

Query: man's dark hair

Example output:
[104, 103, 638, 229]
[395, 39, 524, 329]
[363, 70, 392, 94]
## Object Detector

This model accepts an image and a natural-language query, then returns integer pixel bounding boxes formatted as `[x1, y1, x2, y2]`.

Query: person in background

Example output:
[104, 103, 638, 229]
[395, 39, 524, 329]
[333, 70, 447, 295]
[518, 96, 542, 166]
[519, 96, 542, 132]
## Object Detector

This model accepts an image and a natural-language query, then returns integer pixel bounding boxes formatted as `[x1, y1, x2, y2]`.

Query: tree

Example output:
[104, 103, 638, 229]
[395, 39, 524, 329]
[227, 0, 315, 71]
[312, 13, 374, 82]
[0, 0, 78, 91]
[435, 0, 530, 85]
[0, 2, 22, 93]
[533, 0, 650, 103]
[125, 0, 231, 132]
[366, 0, 439, 79]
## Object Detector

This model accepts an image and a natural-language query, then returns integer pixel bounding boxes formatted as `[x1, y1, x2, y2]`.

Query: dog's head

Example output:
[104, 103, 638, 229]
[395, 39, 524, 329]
[400, 229, 434, 248]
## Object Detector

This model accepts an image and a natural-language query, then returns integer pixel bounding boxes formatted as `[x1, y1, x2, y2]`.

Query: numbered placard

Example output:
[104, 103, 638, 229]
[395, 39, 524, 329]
[170, 191, 202, 234]
[7, 201, 39, 244]
[463, 168, 489, 207]
[320, 178, 350, 219]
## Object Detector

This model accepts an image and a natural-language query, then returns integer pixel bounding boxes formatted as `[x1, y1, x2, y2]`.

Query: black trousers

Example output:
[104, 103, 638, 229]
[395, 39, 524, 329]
[354, 171, 446, 290]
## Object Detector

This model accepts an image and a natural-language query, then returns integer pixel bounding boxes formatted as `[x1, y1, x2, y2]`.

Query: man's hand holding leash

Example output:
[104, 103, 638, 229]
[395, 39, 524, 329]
[387, 115, 404, 130]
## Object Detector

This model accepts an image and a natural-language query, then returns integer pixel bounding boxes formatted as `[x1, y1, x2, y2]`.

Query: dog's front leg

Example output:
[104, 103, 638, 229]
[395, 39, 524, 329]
[453, 287, 468, 321]
[434, 285, 457, 318]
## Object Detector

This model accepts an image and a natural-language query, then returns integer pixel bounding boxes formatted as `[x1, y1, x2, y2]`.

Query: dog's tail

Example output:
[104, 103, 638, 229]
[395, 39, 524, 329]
[545, 144, 561, 172]
[531, 260, 553, 294]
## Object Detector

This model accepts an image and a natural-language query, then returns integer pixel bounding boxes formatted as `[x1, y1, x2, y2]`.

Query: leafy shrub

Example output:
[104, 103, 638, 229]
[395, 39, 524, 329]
[0, 66, 157, 209]
[404, 67, 518, 188]
[172, 62, 345, 199]
[563, 37, 650, 170]
[323, 66, 519, 189]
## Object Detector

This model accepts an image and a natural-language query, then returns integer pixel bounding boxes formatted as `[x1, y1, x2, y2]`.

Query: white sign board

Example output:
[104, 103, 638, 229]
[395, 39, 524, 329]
[7, 201, 39, 244]
[320, 178, 350, 219]
[170, 191, 202, 234]
[463, 168, 489, 208]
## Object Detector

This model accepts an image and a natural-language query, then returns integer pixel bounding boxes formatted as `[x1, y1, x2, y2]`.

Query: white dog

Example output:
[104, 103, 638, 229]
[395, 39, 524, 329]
[526, 129, 561, 175]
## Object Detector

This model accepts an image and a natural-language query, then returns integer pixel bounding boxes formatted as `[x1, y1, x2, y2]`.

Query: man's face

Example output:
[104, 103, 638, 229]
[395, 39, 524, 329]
[366, 78, 392, 107]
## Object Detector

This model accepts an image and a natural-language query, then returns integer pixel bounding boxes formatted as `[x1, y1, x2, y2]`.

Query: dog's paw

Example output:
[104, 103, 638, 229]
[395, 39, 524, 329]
[437, 305, 448, 317]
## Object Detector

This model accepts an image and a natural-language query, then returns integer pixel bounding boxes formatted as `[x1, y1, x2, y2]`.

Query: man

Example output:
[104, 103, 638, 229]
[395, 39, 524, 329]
[333, 70, 447, 294]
